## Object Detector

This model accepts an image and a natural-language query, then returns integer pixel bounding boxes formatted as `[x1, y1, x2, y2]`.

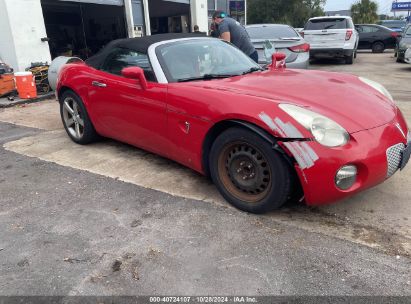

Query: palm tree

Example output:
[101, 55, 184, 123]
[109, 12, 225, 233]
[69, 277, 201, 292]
[351, 0, 379, 24]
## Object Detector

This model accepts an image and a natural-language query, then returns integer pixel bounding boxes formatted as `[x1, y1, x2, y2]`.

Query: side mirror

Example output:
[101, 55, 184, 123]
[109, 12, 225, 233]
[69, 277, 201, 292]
[121, 66, 148, 90]
[269, 53, 287, 70]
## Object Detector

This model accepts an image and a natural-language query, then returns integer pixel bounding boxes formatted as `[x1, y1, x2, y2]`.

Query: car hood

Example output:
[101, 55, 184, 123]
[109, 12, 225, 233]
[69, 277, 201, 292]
[188, 69, 397, 133]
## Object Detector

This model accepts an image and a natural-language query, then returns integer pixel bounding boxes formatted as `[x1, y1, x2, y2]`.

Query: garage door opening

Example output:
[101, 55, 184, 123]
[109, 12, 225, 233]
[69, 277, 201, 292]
[41, 0, 127, 60]
[148, 0, 190, 34]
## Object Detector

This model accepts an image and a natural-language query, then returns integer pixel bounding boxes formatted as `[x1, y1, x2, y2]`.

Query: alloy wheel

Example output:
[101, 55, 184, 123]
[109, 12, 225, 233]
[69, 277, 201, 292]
[62, 97, 84, 140]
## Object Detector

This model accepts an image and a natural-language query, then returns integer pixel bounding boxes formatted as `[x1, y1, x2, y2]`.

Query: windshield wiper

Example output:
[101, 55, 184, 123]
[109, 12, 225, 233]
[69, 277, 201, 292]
[177, 74, 238, 82]
[242, 67, 264, 75]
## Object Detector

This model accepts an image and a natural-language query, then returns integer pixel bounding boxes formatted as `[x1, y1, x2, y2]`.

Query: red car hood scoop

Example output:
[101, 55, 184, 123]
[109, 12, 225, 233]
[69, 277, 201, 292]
[196, 69, 397, 133]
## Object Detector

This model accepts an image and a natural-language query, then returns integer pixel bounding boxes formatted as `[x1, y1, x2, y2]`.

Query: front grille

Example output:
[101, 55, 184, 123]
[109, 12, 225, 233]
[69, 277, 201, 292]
[386, 143, 405, 178]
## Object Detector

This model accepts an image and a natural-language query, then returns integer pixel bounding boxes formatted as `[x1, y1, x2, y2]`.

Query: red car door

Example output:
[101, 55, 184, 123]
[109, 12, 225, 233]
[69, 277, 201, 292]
[88, 48, 169, 156]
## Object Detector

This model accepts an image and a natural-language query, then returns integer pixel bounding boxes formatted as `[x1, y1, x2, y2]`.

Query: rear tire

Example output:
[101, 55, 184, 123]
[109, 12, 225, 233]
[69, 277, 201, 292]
[209, 127, 292, 213]
[372, 42, 385, 53]
[60, 90, 99, 145]
[345, 52, 354, 64]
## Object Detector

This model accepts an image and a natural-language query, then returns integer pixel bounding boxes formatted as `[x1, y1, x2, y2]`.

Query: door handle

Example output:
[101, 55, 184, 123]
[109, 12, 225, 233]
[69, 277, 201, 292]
[92, 81, 107, 88]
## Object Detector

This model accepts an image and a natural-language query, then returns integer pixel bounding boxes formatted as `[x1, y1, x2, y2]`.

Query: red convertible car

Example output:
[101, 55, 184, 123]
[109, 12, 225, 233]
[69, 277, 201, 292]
[56, 33, 411, 213]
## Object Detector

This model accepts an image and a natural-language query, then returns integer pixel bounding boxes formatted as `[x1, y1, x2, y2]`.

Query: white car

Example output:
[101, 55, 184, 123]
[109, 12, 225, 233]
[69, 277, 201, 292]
[405, 48, 411, 64]
[302, 16, 359, 64]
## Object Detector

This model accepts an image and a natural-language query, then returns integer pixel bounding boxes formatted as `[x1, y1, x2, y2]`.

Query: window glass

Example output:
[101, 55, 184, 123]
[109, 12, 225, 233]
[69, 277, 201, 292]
[156, 39, 260, 83]
[305, 18, 348, 30]
[362, 26, 379, 33]
[246, 26, 299, 39]
[101, 48, 156, 81]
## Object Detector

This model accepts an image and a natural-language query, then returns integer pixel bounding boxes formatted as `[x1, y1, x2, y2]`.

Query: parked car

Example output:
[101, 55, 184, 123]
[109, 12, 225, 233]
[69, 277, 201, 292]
[302, 16, 359, 64]
[245, 24, 309, 69]
[405, 48, 411, 64]
[355, 24, 400, 53]
[397, 24, 411, 62]
[377, 20, 407, 32]
[56, 33, 410, 214]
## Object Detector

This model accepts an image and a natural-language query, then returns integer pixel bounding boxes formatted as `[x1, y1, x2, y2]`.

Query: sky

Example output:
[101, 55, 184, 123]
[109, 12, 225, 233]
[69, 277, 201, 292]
[324, 0, 401, 15]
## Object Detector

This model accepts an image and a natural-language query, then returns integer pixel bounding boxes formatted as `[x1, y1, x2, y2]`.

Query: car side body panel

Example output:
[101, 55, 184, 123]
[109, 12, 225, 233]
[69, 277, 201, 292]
[165, 82, 308, 173]
[58, 63, 170, 158]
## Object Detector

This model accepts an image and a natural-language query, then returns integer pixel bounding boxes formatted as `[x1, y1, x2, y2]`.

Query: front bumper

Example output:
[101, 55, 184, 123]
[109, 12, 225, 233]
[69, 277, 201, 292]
[289, 113, 410, 206]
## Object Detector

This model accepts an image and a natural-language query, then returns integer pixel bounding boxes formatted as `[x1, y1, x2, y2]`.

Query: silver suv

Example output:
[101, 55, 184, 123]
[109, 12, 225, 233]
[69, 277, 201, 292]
[302, 16, 359, 64]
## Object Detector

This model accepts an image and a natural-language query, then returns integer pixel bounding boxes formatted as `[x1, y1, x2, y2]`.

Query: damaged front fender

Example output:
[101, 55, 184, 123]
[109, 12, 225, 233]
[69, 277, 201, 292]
[258, 111, 319, 170]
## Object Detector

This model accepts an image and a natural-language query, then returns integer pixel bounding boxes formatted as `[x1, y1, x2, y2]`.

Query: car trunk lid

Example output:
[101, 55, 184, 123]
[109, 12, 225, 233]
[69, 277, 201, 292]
[251, 38, 304, 64]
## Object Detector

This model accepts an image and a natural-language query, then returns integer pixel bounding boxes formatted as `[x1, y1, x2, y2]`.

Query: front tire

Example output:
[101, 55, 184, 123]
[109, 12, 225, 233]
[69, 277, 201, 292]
[60, 90, 99, 145]
[209, 127, 292, 213]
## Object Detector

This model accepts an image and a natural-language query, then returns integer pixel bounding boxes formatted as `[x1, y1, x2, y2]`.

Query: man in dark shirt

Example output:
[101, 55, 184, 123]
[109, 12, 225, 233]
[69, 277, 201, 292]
[212, 11, 258, 63]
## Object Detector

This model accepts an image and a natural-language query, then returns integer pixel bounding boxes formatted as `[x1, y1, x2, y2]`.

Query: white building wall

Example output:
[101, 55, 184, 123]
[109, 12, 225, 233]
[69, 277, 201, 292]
[0, 0, 16, 67]
[0, 0, 51, 72]
[190, 0, 208, 33]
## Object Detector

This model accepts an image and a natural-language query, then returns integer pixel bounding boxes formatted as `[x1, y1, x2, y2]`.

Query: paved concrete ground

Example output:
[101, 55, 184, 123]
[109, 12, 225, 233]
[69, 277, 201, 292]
[0, 52, 410, 296]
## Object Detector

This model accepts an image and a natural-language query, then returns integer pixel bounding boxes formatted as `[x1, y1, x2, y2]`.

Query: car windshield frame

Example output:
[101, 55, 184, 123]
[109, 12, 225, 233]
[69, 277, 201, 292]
[154, 38, 261, 83]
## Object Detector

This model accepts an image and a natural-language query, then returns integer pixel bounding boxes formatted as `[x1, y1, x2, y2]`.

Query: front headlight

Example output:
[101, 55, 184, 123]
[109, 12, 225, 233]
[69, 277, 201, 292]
[359, 77, 393, 102]
[279, 104, 349, 147]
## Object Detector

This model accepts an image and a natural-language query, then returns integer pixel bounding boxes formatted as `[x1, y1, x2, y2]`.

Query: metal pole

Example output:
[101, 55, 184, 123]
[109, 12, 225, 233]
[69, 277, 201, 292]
[394, 0, 397, 18]
[124, 0, 135, 38]
[142, 0, 151, 35]
[244, 0, 247, 25]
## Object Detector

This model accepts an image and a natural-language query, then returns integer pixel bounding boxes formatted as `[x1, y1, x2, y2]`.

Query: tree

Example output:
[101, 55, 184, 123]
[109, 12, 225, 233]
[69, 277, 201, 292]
[351, 0, 379, 24]
[247, 0, 326, 27]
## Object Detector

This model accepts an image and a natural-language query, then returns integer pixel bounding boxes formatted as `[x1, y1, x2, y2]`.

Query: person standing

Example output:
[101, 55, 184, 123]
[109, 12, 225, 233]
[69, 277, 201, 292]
[212, 11, 258, 63]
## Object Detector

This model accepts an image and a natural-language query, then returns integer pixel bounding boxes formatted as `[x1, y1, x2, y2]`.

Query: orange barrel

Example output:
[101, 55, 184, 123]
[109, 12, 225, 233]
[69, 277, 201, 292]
[14, 71, 37, 99]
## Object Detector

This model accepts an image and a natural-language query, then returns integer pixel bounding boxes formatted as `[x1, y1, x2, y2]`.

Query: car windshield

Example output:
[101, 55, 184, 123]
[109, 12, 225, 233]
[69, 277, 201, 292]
[156, 39, 261, 83]
[305, 18, 347, 30]
[406, 26, 411, 36]
[246, 25, 299, 39]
